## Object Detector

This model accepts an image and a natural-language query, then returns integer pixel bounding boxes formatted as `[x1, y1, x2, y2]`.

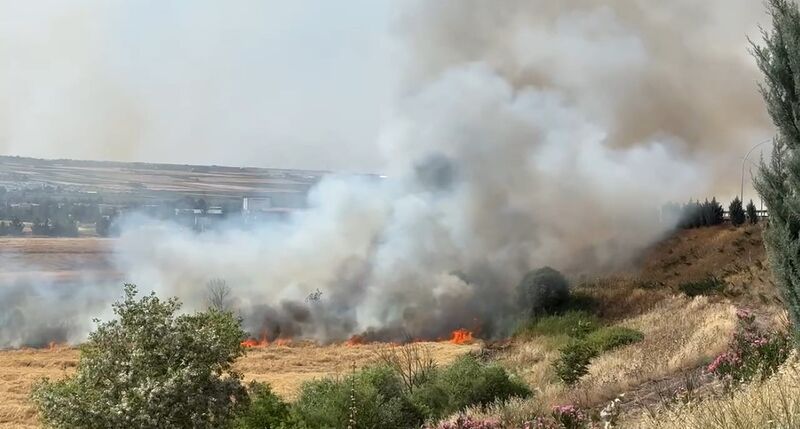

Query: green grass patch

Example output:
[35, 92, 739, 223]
[552, 325, 645, 385]
[514, 311, 599, 339]
[679, 276, 726, 297]
[584, 326, 645, 352]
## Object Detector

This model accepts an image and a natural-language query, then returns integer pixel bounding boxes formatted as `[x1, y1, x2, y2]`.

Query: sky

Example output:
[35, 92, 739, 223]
[0, 0, 396, 172]
[0, 0, 777, 189]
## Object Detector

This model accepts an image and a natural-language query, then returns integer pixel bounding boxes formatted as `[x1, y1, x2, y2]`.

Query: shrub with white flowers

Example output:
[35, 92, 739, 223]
[32, 284, 248, 429]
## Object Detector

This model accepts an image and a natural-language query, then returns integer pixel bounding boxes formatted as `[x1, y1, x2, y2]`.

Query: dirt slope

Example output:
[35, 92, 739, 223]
[638, 224, 781, 306]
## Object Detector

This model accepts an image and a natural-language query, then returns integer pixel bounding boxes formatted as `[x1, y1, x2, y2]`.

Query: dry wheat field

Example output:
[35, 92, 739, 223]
[0, 342, 479, 429]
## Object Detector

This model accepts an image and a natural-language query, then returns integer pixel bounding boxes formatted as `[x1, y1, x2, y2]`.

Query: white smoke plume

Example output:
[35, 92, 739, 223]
[0, 1, 778, 346]
[114, 63, 704, 342]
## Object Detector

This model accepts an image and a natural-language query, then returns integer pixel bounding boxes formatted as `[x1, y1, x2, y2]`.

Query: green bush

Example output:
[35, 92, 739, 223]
[31, 284, 248, 429]
[553, 341, 597, 386]
[679, 276, 726, 297]
[552, 326, 644, 386]
[407, 380, 450, 422]
[290, 365, 420, 429]
[707, 308, 791, 387]
[515, 311, 598, 339]
[290, 355, 530, 427]
[434, 355, 530, 413]
[584, 326, 644, 352]
[516, 267, 570, 317]
[234, 383, 290, 429]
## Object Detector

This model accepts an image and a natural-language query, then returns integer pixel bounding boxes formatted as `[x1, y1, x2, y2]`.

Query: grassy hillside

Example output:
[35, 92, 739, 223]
[463, 223, 785, 427]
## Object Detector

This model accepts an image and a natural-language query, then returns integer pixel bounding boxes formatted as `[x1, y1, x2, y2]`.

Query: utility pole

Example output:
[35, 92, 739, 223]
[741, 139, 773, 202]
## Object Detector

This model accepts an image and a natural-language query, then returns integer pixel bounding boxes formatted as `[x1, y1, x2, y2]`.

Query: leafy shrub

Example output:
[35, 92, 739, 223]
[291, 365, 420, 429]
[746, 199, 759, 224]
[679, 276, 726, 297]
[553, 341, 597, 386]
[234, 382, 290, 429]
[707, 308, 791, 387]
[290, 355, 530, 428]
[515, 311, 598, 339]
[517, 267, 570, 317]
[729, 197, 746, 226]
[31, 284, 248, 429]
[584, 326, 644, 352]
[553, 326, 644, 385]
[435, 355, 531, 414]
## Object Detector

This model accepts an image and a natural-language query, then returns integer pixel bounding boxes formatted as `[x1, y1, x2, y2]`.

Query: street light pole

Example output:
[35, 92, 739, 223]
[741, 139, 773, 202]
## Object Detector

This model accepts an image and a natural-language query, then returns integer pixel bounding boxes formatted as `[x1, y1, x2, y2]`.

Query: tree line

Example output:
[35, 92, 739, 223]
[664, 197, 760, 229]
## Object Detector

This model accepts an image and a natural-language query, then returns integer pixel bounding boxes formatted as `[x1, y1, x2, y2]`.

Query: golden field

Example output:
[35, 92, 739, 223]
[0, 342, 479, 429]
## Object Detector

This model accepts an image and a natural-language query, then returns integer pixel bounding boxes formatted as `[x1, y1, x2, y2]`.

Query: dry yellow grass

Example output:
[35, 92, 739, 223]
[483, 295, 735, 423]
[0, 341, 478, 429]
[0, 346, 78, 429]
[633, 355, 800, 429]
[574, 296, 734, 404]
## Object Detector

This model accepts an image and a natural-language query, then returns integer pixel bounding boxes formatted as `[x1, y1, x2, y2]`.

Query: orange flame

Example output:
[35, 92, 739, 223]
[346, 334, 367, 346]
[450, 329, 473, 345]
[241, 332, 269, 348]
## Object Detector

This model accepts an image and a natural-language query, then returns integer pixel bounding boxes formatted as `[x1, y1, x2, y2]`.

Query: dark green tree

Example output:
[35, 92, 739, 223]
[701, 199, 712, 226]
[729, 197, 746, 226]
[711, 197, 725, 225]
[516, 267, 570, 317]
[746, 199, 759, 224]
[752, 0, 800, 335]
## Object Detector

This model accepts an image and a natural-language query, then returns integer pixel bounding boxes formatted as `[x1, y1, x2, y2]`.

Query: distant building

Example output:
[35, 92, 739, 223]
[242, 197, 272, 213]
[174, 208, 203, 216]
[242, 196, 294, 222]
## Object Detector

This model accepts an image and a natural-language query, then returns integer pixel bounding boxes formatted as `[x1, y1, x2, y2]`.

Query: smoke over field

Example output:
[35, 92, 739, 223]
[0, 1, 777, 347]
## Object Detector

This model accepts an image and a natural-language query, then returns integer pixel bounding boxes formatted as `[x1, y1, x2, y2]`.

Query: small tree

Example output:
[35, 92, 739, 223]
[752, 0, 800, 334]
[746, 199, 759, 224]
[375, 343, 436, 393]
[32, 284, 248, 429]
[207, 278, 233, 312]
[711, 198, 725, 225]
[9, 217, 24, 235]
[729, 197, 746, 226]
[517, 267, 570, 318]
